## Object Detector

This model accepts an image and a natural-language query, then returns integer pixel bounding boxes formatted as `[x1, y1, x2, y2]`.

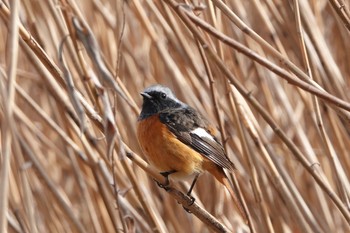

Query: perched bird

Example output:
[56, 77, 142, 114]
[137, 84, 247, 221]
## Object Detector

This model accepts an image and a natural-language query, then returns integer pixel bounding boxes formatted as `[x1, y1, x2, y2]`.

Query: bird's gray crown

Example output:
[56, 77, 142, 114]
[142, 85, 177, 100]
[139, 84, 186, 120]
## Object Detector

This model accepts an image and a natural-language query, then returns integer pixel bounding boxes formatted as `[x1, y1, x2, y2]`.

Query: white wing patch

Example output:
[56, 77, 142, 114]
[191, 128, 215, 141]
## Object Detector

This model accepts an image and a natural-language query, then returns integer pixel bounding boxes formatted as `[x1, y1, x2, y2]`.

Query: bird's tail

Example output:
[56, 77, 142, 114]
[210, 167, 248, 223]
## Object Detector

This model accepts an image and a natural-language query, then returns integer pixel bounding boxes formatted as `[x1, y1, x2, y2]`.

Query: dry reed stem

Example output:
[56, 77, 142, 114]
[0, 1, 20, 232]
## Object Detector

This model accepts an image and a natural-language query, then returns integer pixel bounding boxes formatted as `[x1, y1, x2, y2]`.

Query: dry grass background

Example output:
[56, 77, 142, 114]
[1, 0, 350, 232]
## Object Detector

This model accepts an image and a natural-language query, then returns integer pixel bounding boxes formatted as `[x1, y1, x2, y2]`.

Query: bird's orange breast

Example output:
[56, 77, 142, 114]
[137, 114, 204, 179]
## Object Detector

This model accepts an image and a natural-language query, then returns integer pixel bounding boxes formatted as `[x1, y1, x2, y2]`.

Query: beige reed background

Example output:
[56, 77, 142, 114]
[1, 0, 350, 232]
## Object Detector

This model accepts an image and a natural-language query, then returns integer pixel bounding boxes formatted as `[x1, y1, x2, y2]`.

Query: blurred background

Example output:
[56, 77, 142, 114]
[1, 0, 350, 232]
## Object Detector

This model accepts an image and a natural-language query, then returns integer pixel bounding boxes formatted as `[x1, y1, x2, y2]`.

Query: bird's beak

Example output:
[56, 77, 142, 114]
[140, 92, 152, 99]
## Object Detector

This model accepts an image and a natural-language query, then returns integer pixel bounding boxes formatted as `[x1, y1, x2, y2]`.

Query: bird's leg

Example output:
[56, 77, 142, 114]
[186, 173, 199, 205]
[182, 173, 200, 213]
[155, 170, 177, 190]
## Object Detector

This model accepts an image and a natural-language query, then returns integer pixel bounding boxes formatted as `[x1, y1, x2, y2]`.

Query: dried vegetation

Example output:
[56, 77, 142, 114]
[1, 0, 350, 232]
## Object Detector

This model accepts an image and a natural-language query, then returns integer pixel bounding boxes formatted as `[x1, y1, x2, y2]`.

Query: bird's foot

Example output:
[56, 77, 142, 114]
[182, 194, 195, 213]
[154, 170, 177, 191]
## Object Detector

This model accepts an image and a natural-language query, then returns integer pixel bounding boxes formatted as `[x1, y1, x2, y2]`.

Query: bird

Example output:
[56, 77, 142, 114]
[137, 84, 247, 221]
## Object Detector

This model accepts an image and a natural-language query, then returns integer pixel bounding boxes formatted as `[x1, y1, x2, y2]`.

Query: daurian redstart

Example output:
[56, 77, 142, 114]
[137, 84, 247, 221]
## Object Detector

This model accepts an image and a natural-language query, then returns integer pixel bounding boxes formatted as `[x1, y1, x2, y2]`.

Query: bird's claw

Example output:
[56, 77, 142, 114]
[154, 170, 177, 191]
[154, 179, 170, 191]
[182, 194, 195, 213]
[188, 195, 195, 206]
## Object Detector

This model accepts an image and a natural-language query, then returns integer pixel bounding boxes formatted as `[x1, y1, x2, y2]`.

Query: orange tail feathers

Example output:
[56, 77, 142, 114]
[210, 166, 248, 223]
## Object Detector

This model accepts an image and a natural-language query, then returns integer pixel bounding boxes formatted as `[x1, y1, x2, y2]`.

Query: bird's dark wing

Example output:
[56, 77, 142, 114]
[159, 107, 235, 171]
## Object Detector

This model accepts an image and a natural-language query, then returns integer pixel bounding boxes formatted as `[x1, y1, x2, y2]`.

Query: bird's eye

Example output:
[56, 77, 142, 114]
[160, 93, 167, 99]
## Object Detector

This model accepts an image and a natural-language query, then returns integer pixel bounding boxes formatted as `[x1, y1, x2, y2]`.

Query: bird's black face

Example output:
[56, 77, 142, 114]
[139, 85, 184, 120]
